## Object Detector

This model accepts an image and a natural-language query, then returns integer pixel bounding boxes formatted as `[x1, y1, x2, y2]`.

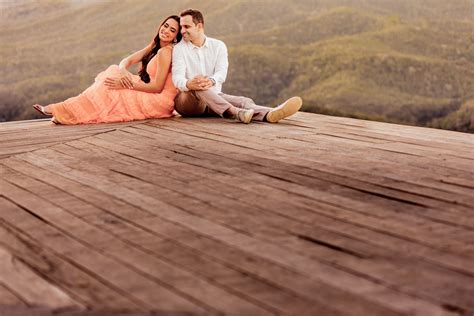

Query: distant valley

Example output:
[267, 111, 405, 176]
[1, 0, 473, 132]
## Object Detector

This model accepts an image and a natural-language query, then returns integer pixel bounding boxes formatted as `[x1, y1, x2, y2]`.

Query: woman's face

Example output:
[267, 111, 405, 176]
[158, 18, 179, 43]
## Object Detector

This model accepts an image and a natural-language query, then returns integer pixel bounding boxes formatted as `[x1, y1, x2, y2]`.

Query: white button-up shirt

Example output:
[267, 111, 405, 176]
[172, 36, 228, 93]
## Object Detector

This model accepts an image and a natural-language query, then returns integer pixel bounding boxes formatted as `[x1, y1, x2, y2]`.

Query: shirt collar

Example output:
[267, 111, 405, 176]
[190, 35, 208, 49]
[202, 36, 209, 48]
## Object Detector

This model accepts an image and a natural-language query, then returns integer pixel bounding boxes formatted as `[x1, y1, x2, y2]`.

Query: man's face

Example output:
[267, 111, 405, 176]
[180, 15, 202, 43]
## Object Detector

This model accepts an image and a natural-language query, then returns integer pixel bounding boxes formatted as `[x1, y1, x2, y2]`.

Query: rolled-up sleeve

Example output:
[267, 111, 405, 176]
[172, 44, 189, 92]
[210, 41, 228, 85]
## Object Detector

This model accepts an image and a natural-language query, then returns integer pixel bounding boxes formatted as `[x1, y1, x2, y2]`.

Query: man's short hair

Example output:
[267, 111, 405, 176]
[180, 9, 204, 25]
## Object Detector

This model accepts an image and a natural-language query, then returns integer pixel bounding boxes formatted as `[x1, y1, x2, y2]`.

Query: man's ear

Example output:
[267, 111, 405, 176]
[197, 22, 204, 30]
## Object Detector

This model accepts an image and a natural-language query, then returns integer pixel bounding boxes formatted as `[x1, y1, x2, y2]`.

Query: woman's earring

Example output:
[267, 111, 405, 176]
[173, 38, 177, 43]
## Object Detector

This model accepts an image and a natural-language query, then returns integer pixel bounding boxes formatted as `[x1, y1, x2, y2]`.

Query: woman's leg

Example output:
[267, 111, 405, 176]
[43, 105, 53, 114]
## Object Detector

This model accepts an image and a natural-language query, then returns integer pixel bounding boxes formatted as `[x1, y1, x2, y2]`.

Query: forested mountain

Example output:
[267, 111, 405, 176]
[1, 0, 473, 132]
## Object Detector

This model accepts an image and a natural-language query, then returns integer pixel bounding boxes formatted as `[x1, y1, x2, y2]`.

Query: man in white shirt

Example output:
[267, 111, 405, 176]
[172, 9, 302, 124]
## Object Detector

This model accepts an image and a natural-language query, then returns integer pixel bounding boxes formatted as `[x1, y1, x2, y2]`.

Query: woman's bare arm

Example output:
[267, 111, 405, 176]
[119, 44, 153, 71]
[128, 46, 172, 93]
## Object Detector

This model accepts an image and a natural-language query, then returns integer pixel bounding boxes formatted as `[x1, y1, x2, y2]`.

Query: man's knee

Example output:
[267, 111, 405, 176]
[240, 97, 255, 107]
[220, 93, 255, 108]
[174, 92, 206, 117]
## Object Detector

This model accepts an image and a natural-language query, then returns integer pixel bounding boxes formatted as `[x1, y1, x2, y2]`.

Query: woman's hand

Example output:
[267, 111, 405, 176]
[119, 68, 134, 89]
[104, 77, 133, 90]
[120, 68, 133, 89]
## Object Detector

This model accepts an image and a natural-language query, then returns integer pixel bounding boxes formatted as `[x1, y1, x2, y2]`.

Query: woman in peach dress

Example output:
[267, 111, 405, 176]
[33, 15, 182, 124]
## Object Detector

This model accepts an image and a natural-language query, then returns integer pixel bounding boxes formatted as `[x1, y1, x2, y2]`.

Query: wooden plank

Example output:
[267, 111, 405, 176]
[308, 123, 474, 155]
[154, 116, 474, 173]
[288, 113, 474, 144]
[147, 122, 474, 204]
[52, 140, 474, 275]
[0, 305, 191, 316]
[0, 118, 140, 133]
[65, 131, 474, 259]
[134, 122, 474, 216]
[280, 120, 474, 158]
[1, 114, 472, 315]
[1, 158, 340, 315]
[0, 170, 280, 315]
[0, 221, 145, 311]
[141, 120, 474, 199]
[0, 157, 399, 316]
[145, 118, 474, 185]
[0, 245, 80, 309]
[0, 118, 146, 159]
[90, 129, 474, 241]
[34, 142, 474, 311]
[7, 149, 456, 315]
[0, 119, 51, 130]
[0, 185, 207, 314]
[0, 282, 25, 305]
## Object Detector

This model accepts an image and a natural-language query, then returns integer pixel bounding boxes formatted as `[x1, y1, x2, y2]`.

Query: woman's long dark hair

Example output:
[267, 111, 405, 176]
[139, 15, 182, 83]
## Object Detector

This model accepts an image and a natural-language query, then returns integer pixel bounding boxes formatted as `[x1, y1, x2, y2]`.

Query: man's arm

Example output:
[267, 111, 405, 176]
[172, 44, 189, 92]
[172, 44, 213, 91]
[209, 41, 228, 86]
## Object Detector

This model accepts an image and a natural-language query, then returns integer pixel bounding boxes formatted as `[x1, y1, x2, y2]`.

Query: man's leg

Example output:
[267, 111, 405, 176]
[218, 93, 270, 121]
[176, 90, 254, 123]
[265, 96, 303, 123]
[220, 93, 303, 123]
[174, 91, 207, 117]
[193, 90, 234, 117]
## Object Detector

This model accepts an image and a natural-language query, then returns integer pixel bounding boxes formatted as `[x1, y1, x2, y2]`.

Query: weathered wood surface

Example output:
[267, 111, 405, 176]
[0, 113, 472, 316]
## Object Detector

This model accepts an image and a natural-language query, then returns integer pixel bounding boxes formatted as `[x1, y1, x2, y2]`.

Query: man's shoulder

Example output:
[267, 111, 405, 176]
[207, 37, 227, 48]
[174, 41, 187, 50]
[172, 41, 187, 56]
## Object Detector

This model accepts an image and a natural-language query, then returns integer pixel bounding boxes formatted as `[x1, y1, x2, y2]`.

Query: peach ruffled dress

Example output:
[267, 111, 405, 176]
[49, 54, 177, 124]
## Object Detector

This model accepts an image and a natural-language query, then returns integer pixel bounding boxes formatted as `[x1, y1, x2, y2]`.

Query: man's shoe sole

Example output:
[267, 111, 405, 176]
[267, 96, 302, 123]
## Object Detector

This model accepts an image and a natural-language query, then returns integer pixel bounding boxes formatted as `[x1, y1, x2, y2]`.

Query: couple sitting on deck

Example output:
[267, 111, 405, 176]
[33, 9, 302, 125]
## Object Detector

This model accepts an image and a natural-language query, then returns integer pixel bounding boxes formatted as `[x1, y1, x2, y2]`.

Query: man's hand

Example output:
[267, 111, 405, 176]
[186, 75, 213, 91]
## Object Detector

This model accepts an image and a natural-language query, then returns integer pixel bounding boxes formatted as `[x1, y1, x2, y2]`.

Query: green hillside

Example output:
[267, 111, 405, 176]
[1, 0, 473, 132]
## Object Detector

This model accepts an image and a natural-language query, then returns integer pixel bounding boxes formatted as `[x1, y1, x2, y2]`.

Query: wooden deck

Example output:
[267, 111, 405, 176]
[0, 113, 473, 316]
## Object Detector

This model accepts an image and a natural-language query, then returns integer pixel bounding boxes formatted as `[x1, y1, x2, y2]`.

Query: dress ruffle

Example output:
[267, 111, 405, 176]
[49, 55, 177, 124]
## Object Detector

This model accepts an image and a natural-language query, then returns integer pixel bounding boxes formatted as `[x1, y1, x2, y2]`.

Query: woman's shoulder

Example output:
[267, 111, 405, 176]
[158, 44, 174, 52]
[154, 45, 173, 65]
[157, 45, 173, 57]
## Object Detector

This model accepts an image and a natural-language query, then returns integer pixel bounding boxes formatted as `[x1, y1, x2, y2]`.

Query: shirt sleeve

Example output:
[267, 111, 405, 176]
[210, 41, 228, 85]
[172, 44, 189, 92]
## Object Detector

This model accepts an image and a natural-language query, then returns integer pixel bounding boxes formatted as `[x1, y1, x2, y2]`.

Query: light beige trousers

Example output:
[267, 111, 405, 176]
[174, 90, 270, 121]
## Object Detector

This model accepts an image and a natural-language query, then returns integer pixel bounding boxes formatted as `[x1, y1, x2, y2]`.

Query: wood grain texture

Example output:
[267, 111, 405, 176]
[0, 113, 472, 316]
[0, 245, 79, 309]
